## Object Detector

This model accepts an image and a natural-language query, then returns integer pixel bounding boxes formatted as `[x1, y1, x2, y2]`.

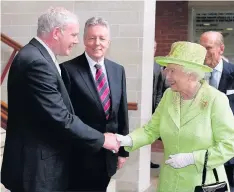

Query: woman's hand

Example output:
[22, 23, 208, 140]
[165, 153, 195, 168]
[115, 134, 133, 147]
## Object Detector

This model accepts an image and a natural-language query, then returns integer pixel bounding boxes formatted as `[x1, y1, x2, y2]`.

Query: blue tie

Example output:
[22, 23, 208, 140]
[210, 69, 218, 88]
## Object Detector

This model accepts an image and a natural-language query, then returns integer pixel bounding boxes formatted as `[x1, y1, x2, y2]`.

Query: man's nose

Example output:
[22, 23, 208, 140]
[95, 38, 101, 45]
[73, 36, 79, 44]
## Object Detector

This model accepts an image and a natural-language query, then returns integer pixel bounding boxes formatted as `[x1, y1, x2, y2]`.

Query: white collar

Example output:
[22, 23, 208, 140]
[85, 52, 105, 68]
[34, 36, 57, 64]
[214, 59, 223, 73]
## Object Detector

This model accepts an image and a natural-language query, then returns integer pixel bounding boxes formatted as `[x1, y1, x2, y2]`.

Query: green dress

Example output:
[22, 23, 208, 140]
[125, 82, 234, 192]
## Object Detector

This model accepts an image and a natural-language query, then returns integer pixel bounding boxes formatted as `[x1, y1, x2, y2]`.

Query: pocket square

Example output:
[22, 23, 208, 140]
[226, 90, 234, 95]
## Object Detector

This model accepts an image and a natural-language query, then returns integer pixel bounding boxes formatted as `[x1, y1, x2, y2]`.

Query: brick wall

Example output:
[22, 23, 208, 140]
[155, 1, 188, 57]
[152, 1, 188, 152]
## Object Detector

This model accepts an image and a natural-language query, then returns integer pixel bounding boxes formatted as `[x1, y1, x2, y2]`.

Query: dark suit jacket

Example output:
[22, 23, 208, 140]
[60, 53, 129, 178]
[1, 38, 105, 192]
[218, 60, 234, 165]
[152, 62, 165, 113]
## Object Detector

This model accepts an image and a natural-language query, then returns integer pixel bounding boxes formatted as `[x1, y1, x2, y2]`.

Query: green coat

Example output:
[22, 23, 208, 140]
[125, 82, 234, 192]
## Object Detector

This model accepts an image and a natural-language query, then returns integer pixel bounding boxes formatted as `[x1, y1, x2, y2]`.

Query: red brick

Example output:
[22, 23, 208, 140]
[153, 1, 188, 152]
[155, 1, 188, 57]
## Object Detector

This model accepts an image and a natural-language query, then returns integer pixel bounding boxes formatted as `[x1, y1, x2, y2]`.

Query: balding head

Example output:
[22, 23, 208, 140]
[200, 31, 224, 46]
[199, 31, 225, 68]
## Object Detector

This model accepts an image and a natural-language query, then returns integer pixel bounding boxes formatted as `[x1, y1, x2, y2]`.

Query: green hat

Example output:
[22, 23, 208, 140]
[155, 41, 212, 72]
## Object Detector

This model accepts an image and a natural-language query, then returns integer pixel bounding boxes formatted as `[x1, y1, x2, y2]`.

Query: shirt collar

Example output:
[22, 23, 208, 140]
[85, 52, 104, 68]
[34, 36, 57, 64]
[214, 59, 223, 73]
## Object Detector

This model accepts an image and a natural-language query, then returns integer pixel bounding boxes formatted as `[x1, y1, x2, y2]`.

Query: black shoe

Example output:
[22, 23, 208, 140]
[151, 162, 160, 168]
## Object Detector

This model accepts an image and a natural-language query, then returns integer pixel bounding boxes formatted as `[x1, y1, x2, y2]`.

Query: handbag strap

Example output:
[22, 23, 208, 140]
[201, 150, 219, 185]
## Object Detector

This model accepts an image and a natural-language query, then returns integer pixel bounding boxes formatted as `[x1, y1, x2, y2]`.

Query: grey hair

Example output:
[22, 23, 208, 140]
[182, 67, 205, 81]
[37, 7, 78, 37]
[83, 17, 110, 38]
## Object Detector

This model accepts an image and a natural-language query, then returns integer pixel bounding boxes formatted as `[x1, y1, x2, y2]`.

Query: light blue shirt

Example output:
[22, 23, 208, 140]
[209, 59, 223, 89]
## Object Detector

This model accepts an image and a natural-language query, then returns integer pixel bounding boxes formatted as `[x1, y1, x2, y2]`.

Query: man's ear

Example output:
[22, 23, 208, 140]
[52, 27, 61, 41]
[220, 44, 225, 55]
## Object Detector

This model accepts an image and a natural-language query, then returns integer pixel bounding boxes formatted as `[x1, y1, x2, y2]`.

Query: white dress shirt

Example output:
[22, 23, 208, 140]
[85, 52, 109, 86]
[34, 37, 61, 75]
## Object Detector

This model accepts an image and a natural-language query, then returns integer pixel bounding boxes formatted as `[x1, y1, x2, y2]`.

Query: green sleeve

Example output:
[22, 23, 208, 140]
[125, 89, 168, 152]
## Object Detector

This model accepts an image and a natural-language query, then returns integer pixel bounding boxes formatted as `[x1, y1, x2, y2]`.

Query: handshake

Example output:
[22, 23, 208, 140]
[103, 133, 132, 153]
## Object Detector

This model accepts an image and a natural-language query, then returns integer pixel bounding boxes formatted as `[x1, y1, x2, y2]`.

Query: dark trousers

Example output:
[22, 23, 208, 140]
[68, 169, 110, 192]
[67, 153, 111, 192]
[225, 165, 234, 187]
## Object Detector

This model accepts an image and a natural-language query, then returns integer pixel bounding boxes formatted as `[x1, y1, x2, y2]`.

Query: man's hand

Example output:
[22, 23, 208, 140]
[165, 153, 195, 169]
[103, 133, 120, 153]
[117, 157, 127, 169]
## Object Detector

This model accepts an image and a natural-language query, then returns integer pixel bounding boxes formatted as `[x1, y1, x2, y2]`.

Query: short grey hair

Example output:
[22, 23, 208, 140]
[83, 17, 110, 38]
[182, 67, 205, 81]
[37, 7, 78, 37]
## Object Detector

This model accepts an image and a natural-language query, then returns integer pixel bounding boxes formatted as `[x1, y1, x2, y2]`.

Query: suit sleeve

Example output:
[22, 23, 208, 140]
[118, 67, 129, 157]
[26, 59, 104, 152]
[193, 93, 234, 172]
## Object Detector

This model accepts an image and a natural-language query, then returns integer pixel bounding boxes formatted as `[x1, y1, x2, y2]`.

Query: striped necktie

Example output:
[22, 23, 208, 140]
[95, 64, 111, 119]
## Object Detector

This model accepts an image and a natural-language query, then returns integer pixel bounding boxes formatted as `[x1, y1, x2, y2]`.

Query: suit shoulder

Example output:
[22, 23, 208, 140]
[224, 61, 234, 72]
[60, 55, 82, 69]
[17, 44, 41, 61]
[12, 43, 45, 70]
[105, 58, 124, 70]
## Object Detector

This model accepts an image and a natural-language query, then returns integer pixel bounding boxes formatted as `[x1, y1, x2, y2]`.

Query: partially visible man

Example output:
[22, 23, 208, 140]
[200, 31, 234, 189]
[60, 17, 129, 191]
[1, 8, 119, 192]
[152, 41, 165, 113]
[151, 40, 165, 169]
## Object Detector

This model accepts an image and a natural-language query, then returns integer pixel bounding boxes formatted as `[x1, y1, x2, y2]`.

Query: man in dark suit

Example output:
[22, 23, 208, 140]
[151, 41, 166, 169]
[1, 8, 119, 192]
[200, 31, 234, 189]
[60, 17, 129, 191]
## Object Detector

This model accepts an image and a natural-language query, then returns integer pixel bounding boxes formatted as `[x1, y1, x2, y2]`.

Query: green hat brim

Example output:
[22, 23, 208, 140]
[155, 56, 212, 73]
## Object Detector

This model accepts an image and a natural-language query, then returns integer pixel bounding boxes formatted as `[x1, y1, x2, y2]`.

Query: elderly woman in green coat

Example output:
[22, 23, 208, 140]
[117, 41, 234, 192]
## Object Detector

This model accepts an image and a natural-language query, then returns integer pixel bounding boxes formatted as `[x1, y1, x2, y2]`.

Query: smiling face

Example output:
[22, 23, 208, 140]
[163, 64, 190, 92]
[52, 22, 79, 56]
[83, 25, 110, 62]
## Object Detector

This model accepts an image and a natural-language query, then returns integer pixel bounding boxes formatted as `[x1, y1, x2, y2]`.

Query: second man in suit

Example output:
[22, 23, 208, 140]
[60, 17, 129, 191]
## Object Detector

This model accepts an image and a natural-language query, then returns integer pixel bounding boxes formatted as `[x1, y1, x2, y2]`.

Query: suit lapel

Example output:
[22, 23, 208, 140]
[77, 54, 105, 115]
[218, 61, 232, 93]
[168, 92, 180, 129]
[104, 60, 117, 114]
[180, 81, 209, 127]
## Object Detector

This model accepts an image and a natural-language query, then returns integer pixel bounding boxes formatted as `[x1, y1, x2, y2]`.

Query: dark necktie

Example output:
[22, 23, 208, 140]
[94, 64, 111, 119]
